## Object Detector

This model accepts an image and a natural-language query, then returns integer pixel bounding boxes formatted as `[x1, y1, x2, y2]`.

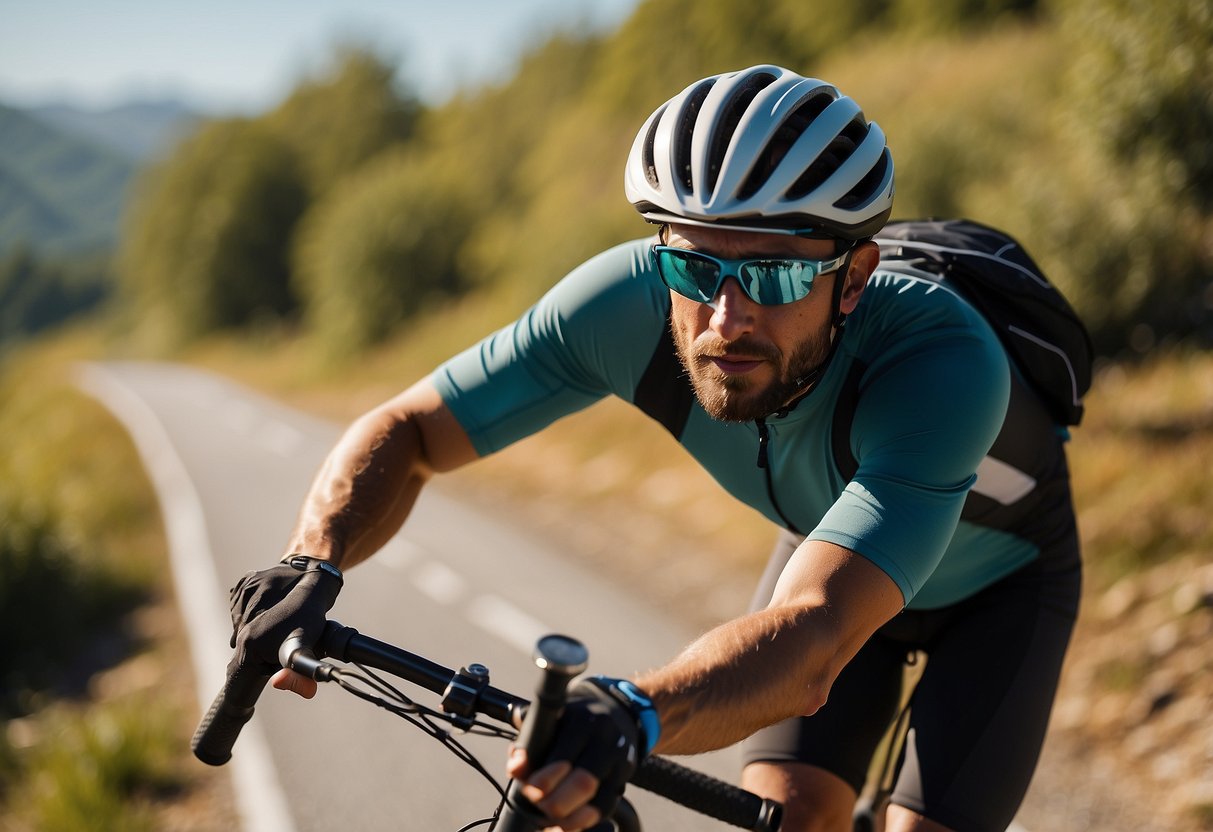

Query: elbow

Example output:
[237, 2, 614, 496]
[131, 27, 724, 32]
[793, 645, 844, 717]
[780, 613, 851, 719]
[797, 678, 831, 717]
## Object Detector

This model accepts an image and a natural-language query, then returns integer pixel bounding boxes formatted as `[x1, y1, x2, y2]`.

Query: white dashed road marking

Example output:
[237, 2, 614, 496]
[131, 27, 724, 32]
[412, 561, 467, 605]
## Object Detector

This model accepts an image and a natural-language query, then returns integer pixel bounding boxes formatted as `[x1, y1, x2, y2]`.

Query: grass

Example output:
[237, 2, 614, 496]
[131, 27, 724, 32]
[0, 329, 222, 831]
[1066, 351, 1213, 587]
[10, 698, 179, 832]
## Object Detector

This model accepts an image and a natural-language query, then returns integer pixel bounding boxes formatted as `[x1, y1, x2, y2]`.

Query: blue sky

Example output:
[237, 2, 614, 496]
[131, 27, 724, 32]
[0, 0, 641, 112]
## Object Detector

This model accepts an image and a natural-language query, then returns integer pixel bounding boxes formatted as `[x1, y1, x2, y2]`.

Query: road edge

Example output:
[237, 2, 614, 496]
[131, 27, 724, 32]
[76, 361, 296, 832]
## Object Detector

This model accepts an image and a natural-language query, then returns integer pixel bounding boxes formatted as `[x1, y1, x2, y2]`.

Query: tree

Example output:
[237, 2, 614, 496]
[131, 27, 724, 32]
[0, 245, 110, 346]
[264, 46, 420, 199]
[1063, 0, 1213, 211]
[292, 149, 475, 355]
[1028, 0, 1213, 350]
[119, 119, 307, 341]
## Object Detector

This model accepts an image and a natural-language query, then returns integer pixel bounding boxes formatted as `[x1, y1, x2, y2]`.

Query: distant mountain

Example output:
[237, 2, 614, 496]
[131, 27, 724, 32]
[29, 99, 200, 162]
[0, 102, 137, 253]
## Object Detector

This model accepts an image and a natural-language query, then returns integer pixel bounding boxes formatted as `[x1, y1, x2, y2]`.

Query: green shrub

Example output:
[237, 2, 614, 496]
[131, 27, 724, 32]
[292, 149, 476, 356]
[13, 699, 178, 832]
[0, 366, 157, 715]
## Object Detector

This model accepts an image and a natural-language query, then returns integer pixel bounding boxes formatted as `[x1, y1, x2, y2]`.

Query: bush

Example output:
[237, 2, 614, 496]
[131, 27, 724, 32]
[7, 699, 178, 832]
[119, 119, 308, 344]
[293, 149, 476, 356]
[0, 367, 157, 715]
[999, 0, 1213, 352]
[0, 513, 140, 716]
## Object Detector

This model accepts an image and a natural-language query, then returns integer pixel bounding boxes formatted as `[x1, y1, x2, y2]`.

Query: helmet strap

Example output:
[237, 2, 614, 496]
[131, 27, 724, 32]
[773, 244, 859, 416]
[830, 243, 859, 330]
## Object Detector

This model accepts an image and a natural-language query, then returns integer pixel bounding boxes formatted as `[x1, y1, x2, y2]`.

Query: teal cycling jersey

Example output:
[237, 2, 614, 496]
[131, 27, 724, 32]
[434, 237, 1067, 609]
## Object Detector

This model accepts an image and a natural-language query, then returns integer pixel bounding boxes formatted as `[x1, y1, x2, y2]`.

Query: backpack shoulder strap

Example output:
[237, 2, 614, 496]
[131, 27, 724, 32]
[831, 359, 868, 483]
[876, 218, 1093, 426]
[633, 319, 694, 438]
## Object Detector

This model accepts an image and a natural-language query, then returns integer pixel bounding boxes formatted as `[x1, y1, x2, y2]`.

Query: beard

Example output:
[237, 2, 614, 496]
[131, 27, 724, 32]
[673, 325, 833, 422]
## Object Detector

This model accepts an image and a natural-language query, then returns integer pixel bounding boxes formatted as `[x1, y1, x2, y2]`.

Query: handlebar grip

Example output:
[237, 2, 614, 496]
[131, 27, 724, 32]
[514, 634, 588, 758]
[496, 635, 589, 832]
[190, 666, 271, 766]
[633, 756, 783, 832]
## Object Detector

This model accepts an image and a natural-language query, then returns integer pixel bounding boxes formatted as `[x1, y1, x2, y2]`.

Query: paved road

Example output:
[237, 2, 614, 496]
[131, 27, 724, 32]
[79, 361, 743, 832]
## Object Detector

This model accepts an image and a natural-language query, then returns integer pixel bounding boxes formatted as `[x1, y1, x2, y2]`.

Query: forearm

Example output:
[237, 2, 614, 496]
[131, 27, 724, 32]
[635, 604, 841, 755]
[285, 410, 431, 569]
[284, 379, 478, 570]
[635, 542, 905, 756]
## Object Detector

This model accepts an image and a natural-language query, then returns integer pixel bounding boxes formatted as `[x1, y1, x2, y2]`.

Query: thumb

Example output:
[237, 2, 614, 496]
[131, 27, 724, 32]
[271, 667, 318, 699]
[506, 746, 530, 779]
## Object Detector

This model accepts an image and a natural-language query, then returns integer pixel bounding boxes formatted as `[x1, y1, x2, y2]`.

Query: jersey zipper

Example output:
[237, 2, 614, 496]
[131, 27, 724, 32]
[755, 417, 804, 535]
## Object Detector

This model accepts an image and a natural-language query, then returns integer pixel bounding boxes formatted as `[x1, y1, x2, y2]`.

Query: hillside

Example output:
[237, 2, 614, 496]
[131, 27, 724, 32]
[1, 0, 1209, 828]
[30, 99, 199, 162]
[0, 103, 136, 253]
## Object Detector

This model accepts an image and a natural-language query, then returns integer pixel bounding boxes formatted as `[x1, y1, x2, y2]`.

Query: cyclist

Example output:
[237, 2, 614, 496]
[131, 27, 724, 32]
[229, 65, 1081, 832]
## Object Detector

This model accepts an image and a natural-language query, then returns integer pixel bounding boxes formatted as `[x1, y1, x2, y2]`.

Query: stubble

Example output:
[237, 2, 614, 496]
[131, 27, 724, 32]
[672, 325, 832, 422]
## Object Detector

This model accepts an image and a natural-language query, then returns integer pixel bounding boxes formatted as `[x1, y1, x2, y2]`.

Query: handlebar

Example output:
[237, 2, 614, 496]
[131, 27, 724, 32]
[496, 634, 588, 832]
[191, 662, 271, 767]
[192, 621, 782, 832]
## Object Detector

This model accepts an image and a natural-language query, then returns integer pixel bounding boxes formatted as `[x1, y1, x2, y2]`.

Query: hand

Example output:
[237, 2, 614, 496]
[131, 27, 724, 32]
[507, 677, 659, 831]
[227, 556, 343, 682]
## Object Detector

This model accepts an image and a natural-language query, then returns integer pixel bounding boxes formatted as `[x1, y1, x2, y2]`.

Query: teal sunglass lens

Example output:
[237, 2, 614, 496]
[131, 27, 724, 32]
[655, 247, 824, 305]
[741, 261, 815, 304]
[658, 251, 721, 302]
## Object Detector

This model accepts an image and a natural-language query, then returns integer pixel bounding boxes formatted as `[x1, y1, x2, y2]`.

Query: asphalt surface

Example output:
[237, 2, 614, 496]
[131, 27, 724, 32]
[79, 361, 745, 832]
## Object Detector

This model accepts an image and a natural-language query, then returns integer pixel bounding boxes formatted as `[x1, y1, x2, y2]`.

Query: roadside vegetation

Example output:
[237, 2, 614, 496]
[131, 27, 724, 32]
[0, 334, 234, 830]
[1, 0, 1210, 829]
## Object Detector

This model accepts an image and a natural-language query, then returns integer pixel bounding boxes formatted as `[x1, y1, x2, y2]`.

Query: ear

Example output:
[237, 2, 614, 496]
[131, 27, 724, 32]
[839, 241, 879, 315]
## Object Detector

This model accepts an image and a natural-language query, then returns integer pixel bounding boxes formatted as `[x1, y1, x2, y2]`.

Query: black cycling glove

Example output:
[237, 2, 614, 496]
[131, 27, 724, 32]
[228, 555, 343, 674]
[542, 676, 661, 818]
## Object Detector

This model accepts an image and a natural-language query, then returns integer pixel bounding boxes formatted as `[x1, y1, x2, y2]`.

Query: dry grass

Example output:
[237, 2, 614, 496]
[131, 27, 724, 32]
[1067, 352, 1213, 588]
[0, 329, 237, 832]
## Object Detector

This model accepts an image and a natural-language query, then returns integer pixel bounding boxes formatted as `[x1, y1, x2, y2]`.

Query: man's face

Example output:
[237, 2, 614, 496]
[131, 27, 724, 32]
[663, 223, 849, 423]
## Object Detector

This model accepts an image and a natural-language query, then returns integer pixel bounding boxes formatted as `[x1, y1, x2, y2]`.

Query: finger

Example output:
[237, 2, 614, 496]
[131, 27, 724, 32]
[506, 747, 528, 779]
[519, 759, 573, 803]
[271, 668, 318, 699]
[531, 766, 600, 824]
[538, 801, 601, 832]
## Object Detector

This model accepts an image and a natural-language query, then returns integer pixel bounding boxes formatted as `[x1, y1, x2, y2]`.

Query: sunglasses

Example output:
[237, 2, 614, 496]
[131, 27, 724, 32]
[652, 245, 849, 306]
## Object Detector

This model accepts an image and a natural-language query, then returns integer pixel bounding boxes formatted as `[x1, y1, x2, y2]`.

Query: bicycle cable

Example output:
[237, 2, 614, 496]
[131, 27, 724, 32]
[318, 658, 518, 829]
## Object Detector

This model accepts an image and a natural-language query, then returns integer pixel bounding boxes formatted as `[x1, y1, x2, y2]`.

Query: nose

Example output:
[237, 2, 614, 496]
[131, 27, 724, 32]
[708, 277, 757, 341]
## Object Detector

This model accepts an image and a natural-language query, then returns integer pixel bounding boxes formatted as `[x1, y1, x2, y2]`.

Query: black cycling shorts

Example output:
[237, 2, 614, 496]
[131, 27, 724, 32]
[741, 528, 1081, 832]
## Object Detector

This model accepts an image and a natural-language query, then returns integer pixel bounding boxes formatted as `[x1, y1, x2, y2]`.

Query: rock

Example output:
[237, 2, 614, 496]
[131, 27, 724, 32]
[1100, 577, 1140, 619]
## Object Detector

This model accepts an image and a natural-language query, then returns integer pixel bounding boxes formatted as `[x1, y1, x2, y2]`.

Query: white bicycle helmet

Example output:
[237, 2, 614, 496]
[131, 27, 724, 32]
[625, 65, 894, 240]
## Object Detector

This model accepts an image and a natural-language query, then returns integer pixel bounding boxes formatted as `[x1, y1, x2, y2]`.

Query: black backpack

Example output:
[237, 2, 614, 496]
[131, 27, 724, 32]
[874, 218, 1094, 426]
[632, 218, 1094, 441]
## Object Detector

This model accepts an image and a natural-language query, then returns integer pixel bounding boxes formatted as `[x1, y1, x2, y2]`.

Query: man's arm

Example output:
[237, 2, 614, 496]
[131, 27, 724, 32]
[283, 378, 479, 569]
[512, 539, 903, 828]
[253, 378, 478, 698]
[637, 539, 904, 754]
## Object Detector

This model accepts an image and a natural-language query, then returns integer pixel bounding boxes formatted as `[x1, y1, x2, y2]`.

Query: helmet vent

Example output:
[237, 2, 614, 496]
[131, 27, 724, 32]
[705, 72, 777, 195]
[642, 103, 668, 188]
[673, 80, 715, 192]
[835, 147, 890, 210]
[786, 113, 867, 201]
[737, 92, 835, 201]
[787, 135, 852, 200]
